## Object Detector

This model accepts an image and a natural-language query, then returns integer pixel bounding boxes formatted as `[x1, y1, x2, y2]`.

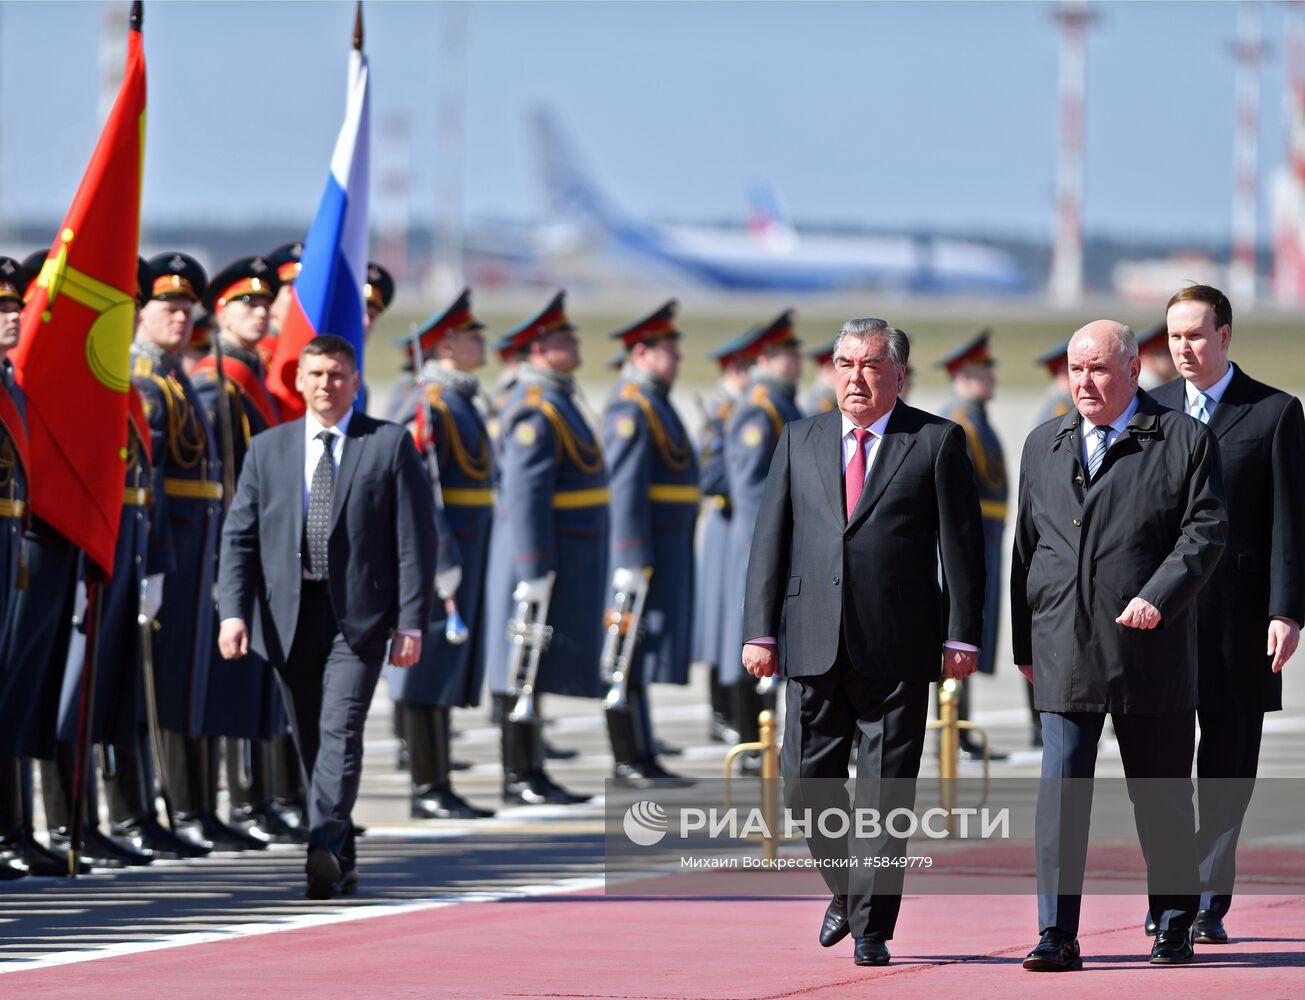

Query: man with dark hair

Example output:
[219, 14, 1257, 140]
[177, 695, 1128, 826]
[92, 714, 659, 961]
[1144, 285, 1305, 943]
[218, 333, 438, 898]
[742, 318, 986, 967]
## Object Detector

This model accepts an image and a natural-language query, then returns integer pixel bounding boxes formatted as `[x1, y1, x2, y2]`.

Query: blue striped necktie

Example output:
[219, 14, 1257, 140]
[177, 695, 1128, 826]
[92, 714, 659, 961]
[1192, 391, 1210, 424]
[1086, 425, 1109, 480]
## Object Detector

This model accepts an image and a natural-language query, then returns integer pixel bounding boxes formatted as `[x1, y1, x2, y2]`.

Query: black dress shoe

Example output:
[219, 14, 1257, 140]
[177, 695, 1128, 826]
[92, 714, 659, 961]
[960, 740, 1008, 762]
[112, 818, 211, 860]
[305, 847, 341, 900]
[170, 816, 217, 853]
[337, 867, 359, 896]
[50, 827, 152, 868]
[1144, 910, 1157, 935]
[613, 761, 693, 790]
[853, 937, 890, 966]
[502, 772, 590, 806]
[710, 715, 741, 745]
[11, 832, 90, 876]
[230, 807, 299, 845]
[819, 896, 850, 948]
[1192, 910, 1228, 944]
[1150, 929, 1195, 964]
[1022, 929, 1082, 971]
[411, 786, 494, 820]
[198, 813, 268, 851]
[0, 846, 28, 880]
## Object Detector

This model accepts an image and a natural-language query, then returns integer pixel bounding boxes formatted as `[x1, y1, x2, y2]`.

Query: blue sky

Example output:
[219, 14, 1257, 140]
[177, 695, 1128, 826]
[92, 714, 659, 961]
[0, 1, 1288, 243]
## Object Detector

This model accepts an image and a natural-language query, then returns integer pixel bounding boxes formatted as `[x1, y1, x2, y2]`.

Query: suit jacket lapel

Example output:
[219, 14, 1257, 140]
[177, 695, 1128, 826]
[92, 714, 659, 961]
[1207, 365, 1252, 440]
[330, 415, 367, 531]
[846, 409, 915, 533]
[813, 411, 844, 521]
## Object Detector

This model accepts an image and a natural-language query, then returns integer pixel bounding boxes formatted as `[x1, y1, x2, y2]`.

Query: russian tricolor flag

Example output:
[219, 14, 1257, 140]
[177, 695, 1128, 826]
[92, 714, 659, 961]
[269, 15, 370, 421]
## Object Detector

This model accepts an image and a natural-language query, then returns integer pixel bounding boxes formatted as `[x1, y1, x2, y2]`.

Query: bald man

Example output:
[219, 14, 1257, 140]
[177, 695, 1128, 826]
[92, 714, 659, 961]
[1011, 320, 1227, 971]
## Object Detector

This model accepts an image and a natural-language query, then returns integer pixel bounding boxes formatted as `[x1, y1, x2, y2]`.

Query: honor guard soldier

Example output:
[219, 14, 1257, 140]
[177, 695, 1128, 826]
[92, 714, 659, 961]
[0, 250, 142, 872]
[263, 240, 304, 365]
[193, 256, 298, 845]
[1136, 320, 1177, 391]
[937, 330, 1007, 761]
[132, 253, 256, 852]
[601, 302, 697, 789]
[802, 338, 839, 416]
[50, 260, 199, 862]
[1034, 339, 1073, 424]
[355, 262, 394, 415]
[383, 289, 495, 819]
[483, 292, 606, 805]
[721, 311, 804, 756]
[0, 255, 67, 878]
[694, 334, 753, 743]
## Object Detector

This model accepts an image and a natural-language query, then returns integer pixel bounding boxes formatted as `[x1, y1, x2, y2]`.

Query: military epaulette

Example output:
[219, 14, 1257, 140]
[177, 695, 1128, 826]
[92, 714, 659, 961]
[715, 400, 733, 422]
[523, 383, 544, 406]
[425, 384, 444, 407]
[133, 354, 154, 377]
[619, 382, 643, 403]
[745, 385, 784, 440]
[749, 384, 770, 404]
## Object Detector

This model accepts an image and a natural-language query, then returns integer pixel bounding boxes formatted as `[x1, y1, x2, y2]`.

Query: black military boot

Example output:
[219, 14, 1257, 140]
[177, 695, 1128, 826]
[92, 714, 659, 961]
[732, 681, 766, 776]
[708, 666, 739, 744]
[227, 738, 297, 844]
[106, 730, 209, 859]
[268, 733, 309, 842]
[392, 700, 409, 770]
[44, 745, 152, 868]
[0, 755, 29, 879]
[631, 686, 692, 788]
[502, 716, 588, 806]
[407, 705, 493, 819]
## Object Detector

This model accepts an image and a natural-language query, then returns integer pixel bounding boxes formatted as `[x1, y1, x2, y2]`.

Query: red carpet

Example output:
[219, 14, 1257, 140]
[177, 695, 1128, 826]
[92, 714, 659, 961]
[4, 881, 1302, 998]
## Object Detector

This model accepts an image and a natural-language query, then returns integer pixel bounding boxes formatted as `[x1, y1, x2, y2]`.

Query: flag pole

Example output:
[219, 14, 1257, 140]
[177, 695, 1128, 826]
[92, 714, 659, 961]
[130, 0, 142, 31]
[354, 0, 363, 51]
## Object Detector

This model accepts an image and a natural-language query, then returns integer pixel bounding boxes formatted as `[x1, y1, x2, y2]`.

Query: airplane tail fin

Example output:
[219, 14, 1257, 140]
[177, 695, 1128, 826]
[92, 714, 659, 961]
[747, 184, 798, 251]
[530, 107, 615, 227]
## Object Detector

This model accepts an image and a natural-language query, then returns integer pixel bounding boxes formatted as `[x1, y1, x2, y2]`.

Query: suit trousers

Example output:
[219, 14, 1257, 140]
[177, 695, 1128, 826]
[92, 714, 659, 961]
[1036, 710, 1199, 936]
[780, 642, 929, 942]
[275, 582, 386, 868]
[1196, 706, 1265, 917]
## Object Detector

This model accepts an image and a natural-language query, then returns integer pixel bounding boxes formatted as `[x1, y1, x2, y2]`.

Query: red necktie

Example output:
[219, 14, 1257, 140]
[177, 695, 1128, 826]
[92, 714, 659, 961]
[845, 428, 872, 519]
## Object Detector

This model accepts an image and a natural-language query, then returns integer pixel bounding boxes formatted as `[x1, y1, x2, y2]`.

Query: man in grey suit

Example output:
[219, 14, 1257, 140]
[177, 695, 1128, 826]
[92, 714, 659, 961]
[741, 318, 986, 967]
[1012, 320, 1226, 971]
[1147, 285, 1305, 943]
[218, 335, 438, 899]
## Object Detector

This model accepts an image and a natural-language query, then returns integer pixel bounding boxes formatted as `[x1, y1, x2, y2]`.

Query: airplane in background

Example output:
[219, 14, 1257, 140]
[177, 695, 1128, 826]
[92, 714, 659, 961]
[531, 108, 1029, 295]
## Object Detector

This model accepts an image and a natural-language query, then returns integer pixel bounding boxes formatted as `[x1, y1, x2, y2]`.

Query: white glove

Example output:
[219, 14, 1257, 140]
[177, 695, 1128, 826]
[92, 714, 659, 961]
[140, 573, 164, 620]
[513, 573, 555, 604]
[436, 565, 462, 602]
[72, 581, 88, 627]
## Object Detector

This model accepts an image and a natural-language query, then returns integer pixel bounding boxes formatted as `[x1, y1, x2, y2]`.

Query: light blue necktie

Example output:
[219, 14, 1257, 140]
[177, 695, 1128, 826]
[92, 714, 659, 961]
[1192, 391, 1210, 425]
[1086, 425, 1109, 480]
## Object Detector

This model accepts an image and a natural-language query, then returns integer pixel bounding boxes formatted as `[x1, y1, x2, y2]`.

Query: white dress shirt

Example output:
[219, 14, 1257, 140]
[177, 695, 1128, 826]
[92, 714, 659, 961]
[1080, 395, 1140, 467]
[1183, 362, 1235, 420]
[304, 407, 353, 515]
[748, 406, 976, 655]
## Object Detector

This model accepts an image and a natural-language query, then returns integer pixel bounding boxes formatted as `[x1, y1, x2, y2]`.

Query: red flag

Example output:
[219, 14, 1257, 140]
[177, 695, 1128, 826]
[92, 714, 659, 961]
[12, 4, 145, 576]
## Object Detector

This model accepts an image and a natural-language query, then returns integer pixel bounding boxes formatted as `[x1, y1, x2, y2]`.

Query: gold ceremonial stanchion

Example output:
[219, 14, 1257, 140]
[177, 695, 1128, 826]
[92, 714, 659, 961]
[925, 678, 991, 836]
[723, 710, 783, 863]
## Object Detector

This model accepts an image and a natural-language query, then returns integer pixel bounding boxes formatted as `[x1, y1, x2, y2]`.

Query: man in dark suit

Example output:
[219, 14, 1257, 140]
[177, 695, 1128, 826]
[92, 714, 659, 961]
[1147, 285, 1305, 943]
[741, 318, 986, 967]
[1012, 320, 1227, 971]
[218, 334, 437, 899]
